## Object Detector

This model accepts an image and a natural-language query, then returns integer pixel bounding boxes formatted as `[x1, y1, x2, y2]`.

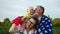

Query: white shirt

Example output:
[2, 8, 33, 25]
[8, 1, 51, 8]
[23, 29, 36, 34]
[38, 17, 41, 23]
[38, 17, 41, 21]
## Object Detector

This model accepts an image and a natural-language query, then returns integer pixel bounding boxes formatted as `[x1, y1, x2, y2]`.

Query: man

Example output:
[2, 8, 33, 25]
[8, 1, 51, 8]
[35, 6, 53, 34]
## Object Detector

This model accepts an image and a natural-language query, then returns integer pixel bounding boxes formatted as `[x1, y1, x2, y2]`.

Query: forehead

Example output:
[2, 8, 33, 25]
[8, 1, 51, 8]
[36, 7, 42, 9]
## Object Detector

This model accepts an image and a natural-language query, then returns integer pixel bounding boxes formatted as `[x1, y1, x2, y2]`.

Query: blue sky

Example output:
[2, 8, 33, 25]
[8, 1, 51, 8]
[0, 0, 60, 21]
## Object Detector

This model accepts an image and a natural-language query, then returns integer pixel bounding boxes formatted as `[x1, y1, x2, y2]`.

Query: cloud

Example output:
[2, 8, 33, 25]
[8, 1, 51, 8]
[0, 0, 60, 21]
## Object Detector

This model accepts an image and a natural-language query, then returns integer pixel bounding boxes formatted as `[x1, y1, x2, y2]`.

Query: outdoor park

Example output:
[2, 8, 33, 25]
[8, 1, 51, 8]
[0, 0, 60, 34]
[0, 17, 60, 34]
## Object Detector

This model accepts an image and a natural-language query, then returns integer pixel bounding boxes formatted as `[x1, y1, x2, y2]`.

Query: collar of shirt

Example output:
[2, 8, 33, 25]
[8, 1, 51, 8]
[38, 17, 41, 21]
[23, 29, 36, 34]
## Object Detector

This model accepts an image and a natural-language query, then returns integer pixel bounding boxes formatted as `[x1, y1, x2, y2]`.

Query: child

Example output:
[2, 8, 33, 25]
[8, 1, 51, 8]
[9, 6, 35, 34]
[20, 6, 36, 34]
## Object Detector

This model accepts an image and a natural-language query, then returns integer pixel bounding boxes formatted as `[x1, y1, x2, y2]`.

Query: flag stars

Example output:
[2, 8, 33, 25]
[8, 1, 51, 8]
[40, 32, 43, 34]
[44, 30, 48, 33]
[49, 29, 51, 31]
[50, 24, 52, 26]
[38, 28, 41, 32]
[42, 20, 45, 23]
[42, 28, 45, 30]
[46, 25, 49, 27]
[45, 18, 48, 20]
[48, 20, 51, 22]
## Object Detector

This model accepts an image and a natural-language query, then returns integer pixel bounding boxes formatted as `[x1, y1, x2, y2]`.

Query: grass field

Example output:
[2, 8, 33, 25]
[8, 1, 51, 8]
[53, 27, 60, 34]
[0, 26, 10, 34]
[0, 26, 60, 34]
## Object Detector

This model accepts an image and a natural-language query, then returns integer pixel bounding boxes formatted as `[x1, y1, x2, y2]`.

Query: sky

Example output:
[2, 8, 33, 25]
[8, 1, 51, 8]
[0, 0, 60, 22]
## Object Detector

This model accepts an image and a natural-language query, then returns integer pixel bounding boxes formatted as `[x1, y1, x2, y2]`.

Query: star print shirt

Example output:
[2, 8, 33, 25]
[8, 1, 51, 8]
[36, 15, 53, 34]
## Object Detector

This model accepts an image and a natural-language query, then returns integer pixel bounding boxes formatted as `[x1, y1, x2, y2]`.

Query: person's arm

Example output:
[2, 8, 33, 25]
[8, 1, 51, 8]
[44, 18, 53, 34]
[20, 23, 26, 34]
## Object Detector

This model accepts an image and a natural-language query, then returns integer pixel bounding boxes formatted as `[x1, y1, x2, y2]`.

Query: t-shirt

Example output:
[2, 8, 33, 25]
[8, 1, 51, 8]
[23, 29, 36, 34]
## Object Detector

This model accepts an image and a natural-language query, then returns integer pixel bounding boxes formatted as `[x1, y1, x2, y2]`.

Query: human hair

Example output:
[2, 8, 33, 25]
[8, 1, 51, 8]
[25, 16, 38, 29]
[37, 5, 45, 14]
[31, 17, 38, 24]
[27, 6, 33, 12]
[29, 17, 39, 29]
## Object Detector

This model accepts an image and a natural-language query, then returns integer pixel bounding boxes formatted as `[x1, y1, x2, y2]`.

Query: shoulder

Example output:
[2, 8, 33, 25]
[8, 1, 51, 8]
[42, 15, 51, 20]
[40, 15, 51, 24]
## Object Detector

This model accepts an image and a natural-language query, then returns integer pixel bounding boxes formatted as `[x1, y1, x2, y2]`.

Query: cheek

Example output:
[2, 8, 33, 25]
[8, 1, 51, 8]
[35, 10, 38, 13]
[35, 10, 40, 13]
[30, 10, 34, 13]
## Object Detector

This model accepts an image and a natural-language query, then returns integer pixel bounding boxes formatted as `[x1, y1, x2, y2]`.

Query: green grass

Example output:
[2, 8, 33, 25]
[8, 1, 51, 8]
[0, 26, 60, 34]
[0, 26, 10, 34]
[53, 27, 60, 34]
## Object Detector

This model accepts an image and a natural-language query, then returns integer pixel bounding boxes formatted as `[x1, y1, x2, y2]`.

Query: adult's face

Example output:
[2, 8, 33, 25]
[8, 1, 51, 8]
[26, 18, 36, 29]
[35, 7, 43, 14]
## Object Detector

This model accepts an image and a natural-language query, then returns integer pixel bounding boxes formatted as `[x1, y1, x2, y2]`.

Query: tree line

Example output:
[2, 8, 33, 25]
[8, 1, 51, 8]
[0, 17, 60, 27]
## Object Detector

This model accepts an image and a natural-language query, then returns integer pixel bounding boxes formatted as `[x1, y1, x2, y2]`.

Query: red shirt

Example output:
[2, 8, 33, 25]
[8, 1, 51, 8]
[12, 16, 23, 26]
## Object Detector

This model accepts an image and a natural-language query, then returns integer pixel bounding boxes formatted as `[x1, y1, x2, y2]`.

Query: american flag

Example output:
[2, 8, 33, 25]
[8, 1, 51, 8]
[36, 15, 53, 34]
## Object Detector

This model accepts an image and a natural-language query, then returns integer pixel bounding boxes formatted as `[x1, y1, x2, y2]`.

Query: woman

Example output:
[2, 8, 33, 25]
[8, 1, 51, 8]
[20, 17, 38, 34]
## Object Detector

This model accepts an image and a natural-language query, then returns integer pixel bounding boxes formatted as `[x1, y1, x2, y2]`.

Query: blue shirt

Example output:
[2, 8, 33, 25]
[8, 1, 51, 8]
[36, 15, 53, 34]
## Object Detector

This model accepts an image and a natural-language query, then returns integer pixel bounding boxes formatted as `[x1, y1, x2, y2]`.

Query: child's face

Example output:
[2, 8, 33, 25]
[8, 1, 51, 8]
[29, 9, 35, 15]
[27, 7, 35, 15]
[26, 18, 36, 29]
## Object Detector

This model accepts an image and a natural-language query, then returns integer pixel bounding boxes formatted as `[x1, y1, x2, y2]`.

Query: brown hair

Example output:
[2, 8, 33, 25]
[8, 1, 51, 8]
[35, 5, 45, 14]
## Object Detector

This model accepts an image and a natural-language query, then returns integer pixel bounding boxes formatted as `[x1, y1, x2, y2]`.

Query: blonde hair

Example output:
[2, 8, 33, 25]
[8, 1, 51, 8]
[27, 6, 33, 12]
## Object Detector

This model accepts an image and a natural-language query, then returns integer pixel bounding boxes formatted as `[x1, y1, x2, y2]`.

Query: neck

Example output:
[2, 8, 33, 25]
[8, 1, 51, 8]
[26, 28, 30, 34]
[38, 14, 43, 18]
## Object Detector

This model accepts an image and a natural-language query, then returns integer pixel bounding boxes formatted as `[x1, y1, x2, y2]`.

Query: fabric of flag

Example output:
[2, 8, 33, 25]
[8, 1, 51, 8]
[36, 15, 53, 34]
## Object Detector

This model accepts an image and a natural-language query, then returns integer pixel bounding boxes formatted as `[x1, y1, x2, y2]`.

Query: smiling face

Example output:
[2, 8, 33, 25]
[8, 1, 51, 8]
[26, 18, 36, 29]
[27, 6, 35, 15]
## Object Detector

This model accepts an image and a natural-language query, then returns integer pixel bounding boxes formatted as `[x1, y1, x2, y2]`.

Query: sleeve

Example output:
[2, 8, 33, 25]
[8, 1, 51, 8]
[23, 12, 30, 19]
